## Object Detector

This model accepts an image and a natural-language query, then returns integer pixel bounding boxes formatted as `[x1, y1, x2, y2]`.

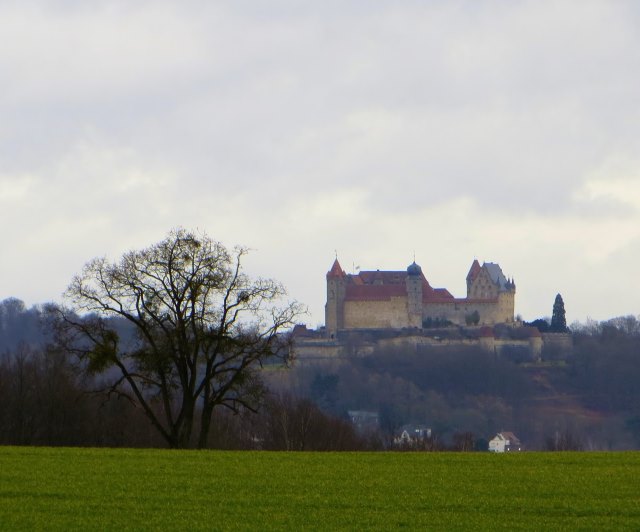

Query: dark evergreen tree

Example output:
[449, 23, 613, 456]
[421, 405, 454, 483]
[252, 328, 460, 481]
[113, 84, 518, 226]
[550, 293, 567, 332]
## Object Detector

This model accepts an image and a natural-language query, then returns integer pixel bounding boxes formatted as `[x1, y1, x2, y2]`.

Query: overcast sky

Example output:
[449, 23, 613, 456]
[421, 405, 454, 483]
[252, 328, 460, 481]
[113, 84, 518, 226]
[2, 1, 640, 326]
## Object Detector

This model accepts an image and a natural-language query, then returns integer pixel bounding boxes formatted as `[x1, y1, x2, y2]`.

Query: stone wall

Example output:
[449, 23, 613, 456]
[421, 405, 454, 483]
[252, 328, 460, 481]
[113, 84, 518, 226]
[343, 296, 410, 329]
[294, 338, 344, 359]
[339, 292, 514, 330]
[422, 292, 514, 326]
[541, 332, 573, 355]
[294, 331, 543, 360]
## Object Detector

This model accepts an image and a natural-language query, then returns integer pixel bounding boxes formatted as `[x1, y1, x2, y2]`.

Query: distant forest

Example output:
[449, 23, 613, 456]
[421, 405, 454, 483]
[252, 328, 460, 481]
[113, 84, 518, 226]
[2, 297, 640, 450]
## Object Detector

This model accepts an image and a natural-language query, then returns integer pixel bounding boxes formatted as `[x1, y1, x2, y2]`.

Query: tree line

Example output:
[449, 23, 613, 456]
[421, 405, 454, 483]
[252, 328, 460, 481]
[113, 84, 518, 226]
[3, 300, 639, 450]
[0, 337, 374, 450]
[271, 312, 640, 450]
[1, 229, 640, 450]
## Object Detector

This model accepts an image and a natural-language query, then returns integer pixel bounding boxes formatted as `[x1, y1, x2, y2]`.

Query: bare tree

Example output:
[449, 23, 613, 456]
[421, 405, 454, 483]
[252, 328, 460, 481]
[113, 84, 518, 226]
[451, 431, 475, 452]
[260, 392, 368, 451]
[56, 228, 303, 448]
[545, 429, 583, 451]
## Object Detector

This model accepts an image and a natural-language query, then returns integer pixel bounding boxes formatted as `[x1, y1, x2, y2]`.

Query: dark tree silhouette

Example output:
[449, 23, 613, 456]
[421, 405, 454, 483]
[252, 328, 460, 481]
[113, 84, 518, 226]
[451, 431, 475, 452]
[550, 293, 567, 332]
[56, 228, 303, 449]
[259, 393, 367, 451]
[527, 318, 550, 333]
[545, 429, 583, 451]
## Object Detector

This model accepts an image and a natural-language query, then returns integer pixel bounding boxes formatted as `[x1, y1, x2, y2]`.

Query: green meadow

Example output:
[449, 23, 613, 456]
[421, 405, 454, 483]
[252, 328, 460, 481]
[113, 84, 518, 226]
[1, 447, 639, 530]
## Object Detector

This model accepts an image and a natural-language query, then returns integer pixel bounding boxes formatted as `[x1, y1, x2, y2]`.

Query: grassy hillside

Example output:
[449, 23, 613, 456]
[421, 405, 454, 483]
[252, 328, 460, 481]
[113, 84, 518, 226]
[1, 447, 639, 530]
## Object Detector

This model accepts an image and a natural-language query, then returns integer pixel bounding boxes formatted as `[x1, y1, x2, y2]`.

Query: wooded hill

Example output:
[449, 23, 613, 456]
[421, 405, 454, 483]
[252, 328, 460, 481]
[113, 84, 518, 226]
[2, 298, 640, 450]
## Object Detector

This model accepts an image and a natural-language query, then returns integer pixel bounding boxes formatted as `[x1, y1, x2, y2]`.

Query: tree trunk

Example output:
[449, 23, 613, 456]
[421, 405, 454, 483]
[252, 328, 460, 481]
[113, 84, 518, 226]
[197, 402, 215, 449]
[175, 402, 195, 449]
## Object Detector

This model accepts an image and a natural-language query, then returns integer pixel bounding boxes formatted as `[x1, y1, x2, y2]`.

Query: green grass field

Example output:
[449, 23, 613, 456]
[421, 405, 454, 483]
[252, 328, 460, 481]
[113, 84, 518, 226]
[1, 447, 639, 530]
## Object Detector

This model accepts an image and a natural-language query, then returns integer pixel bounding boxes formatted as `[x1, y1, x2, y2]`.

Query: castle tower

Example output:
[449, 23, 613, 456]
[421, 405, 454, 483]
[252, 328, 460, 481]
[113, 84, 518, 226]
[325, 258, 346, 337]
[498, 277, 516, 323]
[406, 261, 423, 328]
[466, 259, 482, 297]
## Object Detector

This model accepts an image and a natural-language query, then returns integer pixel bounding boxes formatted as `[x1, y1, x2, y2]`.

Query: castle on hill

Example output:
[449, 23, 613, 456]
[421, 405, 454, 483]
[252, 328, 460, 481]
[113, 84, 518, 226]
[325, 258, 516, 335]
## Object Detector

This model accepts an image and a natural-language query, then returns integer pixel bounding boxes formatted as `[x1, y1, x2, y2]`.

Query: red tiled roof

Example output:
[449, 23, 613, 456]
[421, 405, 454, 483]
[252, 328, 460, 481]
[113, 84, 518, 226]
[424, 288, 454, 301]
[352, 270, 435, 289]
[327, 259, 346, 278]
[356, 270, 407, 285]
[345, 284, 407, 301]
[341, 269, 455, 302]
[466, 259, 482, 281]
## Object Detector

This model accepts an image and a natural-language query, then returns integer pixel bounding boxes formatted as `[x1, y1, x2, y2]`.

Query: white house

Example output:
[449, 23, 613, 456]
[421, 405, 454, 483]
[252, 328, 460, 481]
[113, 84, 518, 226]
[488, 431, 523, 452]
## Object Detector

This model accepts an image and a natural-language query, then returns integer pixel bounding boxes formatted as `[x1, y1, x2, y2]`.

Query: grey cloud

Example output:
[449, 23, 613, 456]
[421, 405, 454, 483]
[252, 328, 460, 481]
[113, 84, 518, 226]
[2, 1, 640, 323]
[4, 2, 639, 213]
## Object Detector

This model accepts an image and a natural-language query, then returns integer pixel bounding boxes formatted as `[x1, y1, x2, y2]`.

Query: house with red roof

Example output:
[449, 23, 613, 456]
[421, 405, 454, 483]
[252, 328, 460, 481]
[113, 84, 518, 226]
[325, 258, 515, 335]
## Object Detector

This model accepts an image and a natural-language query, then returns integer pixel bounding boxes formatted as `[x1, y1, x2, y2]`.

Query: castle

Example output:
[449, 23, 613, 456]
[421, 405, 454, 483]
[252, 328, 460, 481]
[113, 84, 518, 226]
[325, 258, 516, 335]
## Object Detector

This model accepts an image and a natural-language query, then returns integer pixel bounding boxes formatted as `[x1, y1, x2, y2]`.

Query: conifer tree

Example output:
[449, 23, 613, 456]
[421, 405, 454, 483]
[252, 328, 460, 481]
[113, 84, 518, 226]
[550, 293, 567, 332]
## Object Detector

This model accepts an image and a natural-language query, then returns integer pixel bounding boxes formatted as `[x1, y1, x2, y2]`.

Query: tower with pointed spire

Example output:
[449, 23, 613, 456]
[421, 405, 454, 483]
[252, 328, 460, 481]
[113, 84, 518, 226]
[325, 258, 347, 336]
